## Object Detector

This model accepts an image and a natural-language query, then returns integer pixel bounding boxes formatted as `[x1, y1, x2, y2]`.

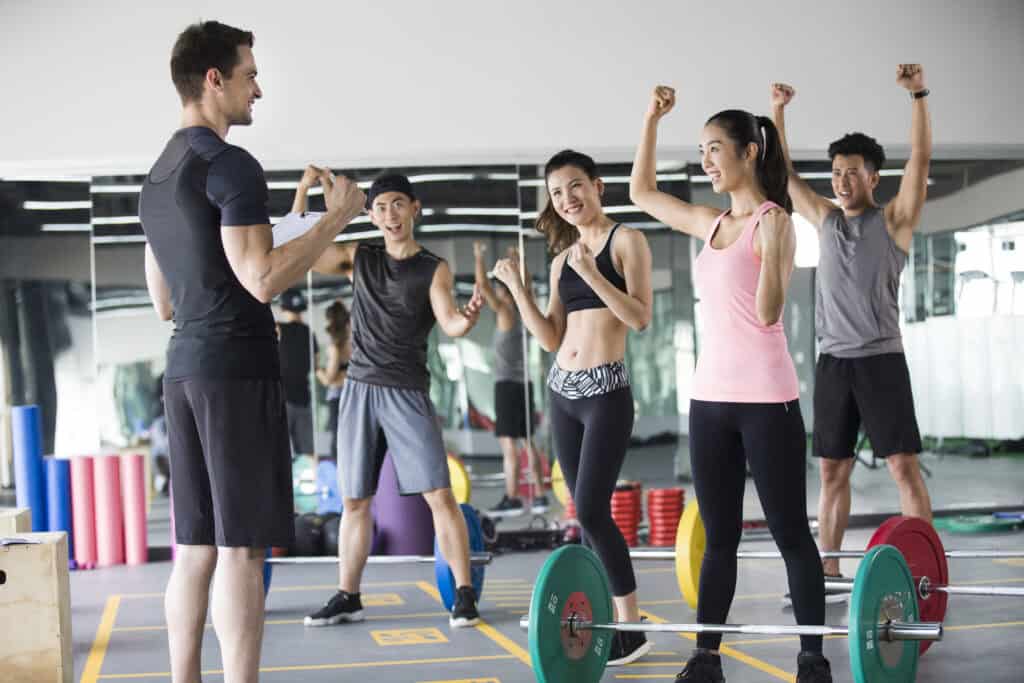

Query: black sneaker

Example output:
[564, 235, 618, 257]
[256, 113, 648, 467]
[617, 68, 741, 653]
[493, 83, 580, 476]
[531, 495, 551, 514]
[449, 585, 480, 628]
[303, 590, 363, 627]
[675, 649, 725, 682]
[796, 652, 833, 683]
[606, 628, 652, 666]
[488, 495, 525, 518]
[783, 575, 849, 609]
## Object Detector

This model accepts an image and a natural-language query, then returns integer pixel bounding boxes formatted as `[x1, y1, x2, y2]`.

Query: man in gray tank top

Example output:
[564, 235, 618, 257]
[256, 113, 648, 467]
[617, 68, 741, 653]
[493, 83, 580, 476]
[473, 242, 549, 517]
[771, 65, 933, 582]
[304, 173, 486, 629]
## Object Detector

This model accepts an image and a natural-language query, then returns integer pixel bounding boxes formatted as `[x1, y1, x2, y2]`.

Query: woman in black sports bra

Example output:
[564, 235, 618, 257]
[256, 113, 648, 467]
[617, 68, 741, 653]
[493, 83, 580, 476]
[493, 149, 654, 667]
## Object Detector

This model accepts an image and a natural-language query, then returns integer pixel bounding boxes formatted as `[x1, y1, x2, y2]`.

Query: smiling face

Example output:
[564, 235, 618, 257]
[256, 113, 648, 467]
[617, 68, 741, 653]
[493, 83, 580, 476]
[831, 154, 879, 211]
[699, 122, 757, 194]
[368, 191, 419, 243]
[216, 45, 261, 126]
[545, 164, 604, 227]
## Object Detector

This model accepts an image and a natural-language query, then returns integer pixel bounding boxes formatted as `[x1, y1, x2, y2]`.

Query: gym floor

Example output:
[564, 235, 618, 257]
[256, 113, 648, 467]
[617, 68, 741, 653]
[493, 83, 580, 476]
[69, 449, 1024, 682]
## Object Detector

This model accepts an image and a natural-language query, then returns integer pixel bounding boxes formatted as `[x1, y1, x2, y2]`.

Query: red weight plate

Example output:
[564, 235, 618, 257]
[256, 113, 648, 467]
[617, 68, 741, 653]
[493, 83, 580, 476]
[867, 516, 948, 654]
[560, 590, 594, 660]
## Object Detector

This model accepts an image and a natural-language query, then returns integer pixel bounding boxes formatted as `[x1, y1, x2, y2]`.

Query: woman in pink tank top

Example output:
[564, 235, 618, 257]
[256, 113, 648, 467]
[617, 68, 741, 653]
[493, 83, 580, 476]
[630, 87, 832, 683]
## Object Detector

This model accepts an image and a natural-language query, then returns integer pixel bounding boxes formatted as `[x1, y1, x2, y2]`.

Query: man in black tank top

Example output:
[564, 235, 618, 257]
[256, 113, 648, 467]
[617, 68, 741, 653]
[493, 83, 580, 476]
[140, 21, 366, 682]
[771, 66, 933, 585]
[304, 173, 488, 629]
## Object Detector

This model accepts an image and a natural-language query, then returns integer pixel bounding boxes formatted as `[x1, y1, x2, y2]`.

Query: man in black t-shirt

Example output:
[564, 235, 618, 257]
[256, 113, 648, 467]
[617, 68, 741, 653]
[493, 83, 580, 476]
[277, 287, 317, 455]
[139, 21, 365, 682]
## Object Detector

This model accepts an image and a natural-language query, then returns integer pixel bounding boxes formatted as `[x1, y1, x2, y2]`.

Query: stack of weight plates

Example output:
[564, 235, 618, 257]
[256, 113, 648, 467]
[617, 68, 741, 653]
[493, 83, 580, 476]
[611, 482, 642, 546]
[647, 488, 685, 547]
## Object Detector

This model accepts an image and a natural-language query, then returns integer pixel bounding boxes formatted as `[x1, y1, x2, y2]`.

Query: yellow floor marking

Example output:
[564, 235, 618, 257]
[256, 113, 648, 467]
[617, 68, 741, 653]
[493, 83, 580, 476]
[371, 627, 448, 646]
[112, 611, 448, 632]
[995, 559, 1024, 567]
[640, 610, 794, 683]
[416, 581, 532, 667]
[80, 595, 122, 683]
[945, 620, 1024, 632]
[96, 654, 517, 679]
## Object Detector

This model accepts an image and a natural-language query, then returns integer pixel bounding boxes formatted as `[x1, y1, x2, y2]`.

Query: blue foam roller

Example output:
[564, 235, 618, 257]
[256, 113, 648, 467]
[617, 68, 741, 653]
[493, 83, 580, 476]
[44, 457, 74, 559]
[12, 405, 47, 531]
[434, 503, 486, 611]
[316, 460, 342, 515]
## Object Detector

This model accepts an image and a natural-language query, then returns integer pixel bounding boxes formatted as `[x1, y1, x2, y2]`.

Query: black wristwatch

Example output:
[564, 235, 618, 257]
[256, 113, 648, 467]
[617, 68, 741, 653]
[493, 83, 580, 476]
[911, 88, 930, 100]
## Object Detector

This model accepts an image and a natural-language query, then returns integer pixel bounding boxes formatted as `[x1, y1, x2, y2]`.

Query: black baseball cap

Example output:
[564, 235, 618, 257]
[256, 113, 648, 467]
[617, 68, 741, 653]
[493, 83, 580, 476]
[279, 287, 307, 313]
[366, 173, 416, 209]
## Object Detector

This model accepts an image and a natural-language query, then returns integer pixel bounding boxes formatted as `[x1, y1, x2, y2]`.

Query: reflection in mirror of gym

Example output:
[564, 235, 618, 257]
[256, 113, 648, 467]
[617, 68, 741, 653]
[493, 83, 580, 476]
[2, 4, 1023, 683]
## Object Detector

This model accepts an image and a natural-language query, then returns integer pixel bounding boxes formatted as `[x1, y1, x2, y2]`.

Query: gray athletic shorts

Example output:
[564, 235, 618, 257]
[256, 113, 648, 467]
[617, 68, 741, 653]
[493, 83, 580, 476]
[337, 379, 450, 498]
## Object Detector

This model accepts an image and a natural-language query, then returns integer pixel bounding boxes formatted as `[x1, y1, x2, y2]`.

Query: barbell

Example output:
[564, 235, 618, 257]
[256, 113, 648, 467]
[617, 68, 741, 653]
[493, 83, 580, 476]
[263, 503, 488, 611]
[629, 500, 1024, 653]
[523, 544, 942, 683]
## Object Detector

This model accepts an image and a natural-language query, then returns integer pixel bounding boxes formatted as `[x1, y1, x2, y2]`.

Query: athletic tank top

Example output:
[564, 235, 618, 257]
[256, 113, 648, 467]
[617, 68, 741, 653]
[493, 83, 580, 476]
[691, 201, 799, 403]
[492, 317, 524, 382]
[816, 207, 906, 358]
[559, 224, 629, 313]
[347, 242, 442, 391]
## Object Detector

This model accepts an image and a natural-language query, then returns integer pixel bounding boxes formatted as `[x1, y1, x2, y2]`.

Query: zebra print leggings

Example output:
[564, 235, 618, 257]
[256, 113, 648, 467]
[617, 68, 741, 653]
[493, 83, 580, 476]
[548, 360, 636, 596]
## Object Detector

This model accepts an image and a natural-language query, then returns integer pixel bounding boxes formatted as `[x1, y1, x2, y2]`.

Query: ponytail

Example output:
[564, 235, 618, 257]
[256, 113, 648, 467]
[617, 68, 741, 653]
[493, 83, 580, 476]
[706, 110, 793, 214]
[754, 116, 793, 213]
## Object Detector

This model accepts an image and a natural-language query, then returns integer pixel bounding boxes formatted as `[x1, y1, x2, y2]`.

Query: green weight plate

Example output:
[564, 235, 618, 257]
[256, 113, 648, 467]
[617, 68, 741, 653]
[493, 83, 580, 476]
[529, 545, 613, 683]
[849, 545, 920, 683]
[933, 514, 1022, 534]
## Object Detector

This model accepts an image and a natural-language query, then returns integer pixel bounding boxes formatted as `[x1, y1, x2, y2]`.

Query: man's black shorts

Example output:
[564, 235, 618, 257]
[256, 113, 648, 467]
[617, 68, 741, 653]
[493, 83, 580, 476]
[164, 377, 294, 547]
[813, 352, 922, 460]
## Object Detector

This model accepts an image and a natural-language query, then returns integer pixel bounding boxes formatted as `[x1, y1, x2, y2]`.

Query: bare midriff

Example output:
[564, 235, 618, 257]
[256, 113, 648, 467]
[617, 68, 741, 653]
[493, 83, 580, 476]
[555, 307, 627, 371]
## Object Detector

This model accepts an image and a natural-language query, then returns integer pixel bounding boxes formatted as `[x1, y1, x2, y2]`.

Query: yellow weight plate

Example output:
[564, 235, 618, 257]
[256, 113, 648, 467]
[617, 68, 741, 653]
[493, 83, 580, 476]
[551, 459, 570, 507]
[447, 453, 471, 504]
[675, 499, 704, 610]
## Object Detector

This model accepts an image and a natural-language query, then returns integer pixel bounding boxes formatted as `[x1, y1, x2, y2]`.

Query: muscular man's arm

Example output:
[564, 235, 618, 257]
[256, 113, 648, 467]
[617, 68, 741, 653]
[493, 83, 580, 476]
[885, 65, 932, 253]
[430, 261, 484, 338]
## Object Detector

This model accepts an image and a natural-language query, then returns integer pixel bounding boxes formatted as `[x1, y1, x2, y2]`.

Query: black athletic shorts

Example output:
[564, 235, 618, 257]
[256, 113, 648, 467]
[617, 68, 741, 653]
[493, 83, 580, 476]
[164, 377, 294, 547]
[812, 352, 922, 460]
[494, 380, 534, 438]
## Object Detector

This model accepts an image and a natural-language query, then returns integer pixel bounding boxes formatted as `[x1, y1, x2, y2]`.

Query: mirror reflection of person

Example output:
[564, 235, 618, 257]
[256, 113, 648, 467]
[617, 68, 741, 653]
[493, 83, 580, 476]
[316, 299, 351, 461]
[473, 241, 548, 517]
[277, 287, 317, 456]
[493, 150, 654, 667]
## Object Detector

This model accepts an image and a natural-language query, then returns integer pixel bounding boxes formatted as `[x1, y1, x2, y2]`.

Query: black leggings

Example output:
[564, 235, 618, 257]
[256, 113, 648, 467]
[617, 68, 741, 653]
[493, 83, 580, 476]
[689, 399, 825, 653]
[550, 386, 637, 596]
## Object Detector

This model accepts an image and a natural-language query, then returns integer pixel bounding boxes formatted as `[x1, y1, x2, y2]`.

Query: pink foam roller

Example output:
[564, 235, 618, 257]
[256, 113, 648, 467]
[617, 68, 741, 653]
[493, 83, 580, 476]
[93, 454, 125, 567]
[70, 455, 98, 568]
[120, 453, 148, 565]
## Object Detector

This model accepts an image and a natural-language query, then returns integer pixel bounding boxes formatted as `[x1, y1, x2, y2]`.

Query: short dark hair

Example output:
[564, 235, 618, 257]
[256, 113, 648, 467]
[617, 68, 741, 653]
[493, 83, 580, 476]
[171, 21, 254, 103]
[828, 133, 886, 173]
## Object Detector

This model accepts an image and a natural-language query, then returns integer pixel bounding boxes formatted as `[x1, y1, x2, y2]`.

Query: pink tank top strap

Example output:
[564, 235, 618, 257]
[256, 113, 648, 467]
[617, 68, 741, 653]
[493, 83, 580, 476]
[706, 209, 730, 242]
[745, 200, 783, 253]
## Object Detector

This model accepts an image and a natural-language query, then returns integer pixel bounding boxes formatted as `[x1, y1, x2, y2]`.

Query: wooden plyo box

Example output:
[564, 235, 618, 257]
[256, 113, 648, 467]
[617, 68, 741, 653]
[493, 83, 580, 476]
[0, 507, 32, 536]
[0, 532, 73, 683]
